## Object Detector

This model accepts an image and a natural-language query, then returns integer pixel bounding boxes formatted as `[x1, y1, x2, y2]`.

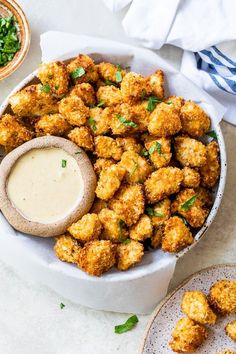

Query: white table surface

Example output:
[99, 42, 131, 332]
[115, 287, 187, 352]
[0, 1, 235, 353]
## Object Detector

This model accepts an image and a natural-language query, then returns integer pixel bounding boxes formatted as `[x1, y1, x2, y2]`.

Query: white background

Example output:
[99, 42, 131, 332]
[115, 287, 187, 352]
[0, 1, 235, 353]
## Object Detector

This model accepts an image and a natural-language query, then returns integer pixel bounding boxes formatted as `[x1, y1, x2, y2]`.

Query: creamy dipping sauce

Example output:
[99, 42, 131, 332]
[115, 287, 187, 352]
[7, 148, 84, 224]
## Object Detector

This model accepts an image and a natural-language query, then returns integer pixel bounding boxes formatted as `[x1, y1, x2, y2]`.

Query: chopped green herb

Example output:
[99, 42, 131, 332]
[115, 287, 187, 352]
[130, 160, 139, 176]
[207, 130, 217, 139]
[54, 85, 59, 90]
[118, 219, 126, 229]
[125, 65, 131, 70]
[146, 206, 164, 217]
[117, 115, 138, 128]
[123, 239, 131, 245]
[114, 315, 139, 334]
[47, 74, 53, 79]
[0, 16, 21, 67]
[147, 96, 162, 112]
[97, 100, 105, 107]
[115, 64, 122, 83]
[40, 83, 51, 93]
[105, 79, 117, 87]
[148, 141, 162, 155]
[172, 213, 188, 225]
[60, 303, 65, 309]
[75, 150, 82, 154]
[71, 67, 85, 79]
[140, 90, 147, 101]
[118, 219, 126, 240]
[61, 160, 67, 168]
[140, 148, 149, 157]
[180, 195, 197, 211]
[88, 117, 97, 131]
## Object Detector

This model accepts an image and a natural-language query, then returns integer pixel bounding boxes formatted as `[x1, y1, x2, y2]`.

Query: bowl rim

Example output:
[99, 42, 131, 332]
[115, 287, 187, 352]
[0, 0, 30, 80]
[0, 60, 227, 282]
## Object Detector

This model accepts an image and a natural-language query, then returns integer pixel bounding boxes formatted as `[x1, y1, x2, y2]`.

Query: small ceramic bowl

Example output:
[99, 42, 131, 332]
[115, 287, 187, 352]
[0, 0, 30, 80]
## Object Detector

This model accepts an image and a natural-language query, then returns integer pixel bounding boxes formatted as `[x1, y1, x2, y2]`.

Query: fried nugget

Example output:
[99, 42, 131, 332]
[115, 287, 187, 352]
[147, 198, 171, 227]
[181, 291, 217, 325]
[94, 136, 123, 160]
[38, 61, 69, 96]
[182, 167, 200, 188]
[148, 102, 182, 137]
[93, 158, 115, 175]
[99, 208, 128, 242]
[70, 83, 96, 106]
[54, 234, 81, 264]
[9, 84, 58, 117]
[181, 100, 211, 138]
[162, 216, 193, 253]
[130, 101, 151, 132]
[209, 280, 236, 315]
[68, 126, 94, 151]
[96, 85, 122, 106]
[129, 214, 153, 242]
[109, 184, 145, 226]
[119, 151, 152, 184]
[226, 320, 236, 341]
[144, 137, 172, 169]
[195, 186, 213, 207]
[151, 225, 164, 249]
[120, 72, 152, 104]
[0, 114, 33, 152]
[165, 96, 185, 110]
[89, 107, 110, 135]
[169, 317, 208, 353]
[67, 213, 102, 243]
[175, 136, 207, 167]
[95, 164, 126, 200]
[116, 137, 142, 154]
[59, 95, 89, 126]
[171, 188, 209, 228]
[78, 240, 116, 276]
[67, 54, 99, 84]
[200, 140, 220, 188]
[35, 113, 71, 137]
[144, 167, 183, 203]
[116, 239, 144, 271]
[109, 103, 136, 135]
[148, 69, 164, 99]
[97, 62, 126, 83]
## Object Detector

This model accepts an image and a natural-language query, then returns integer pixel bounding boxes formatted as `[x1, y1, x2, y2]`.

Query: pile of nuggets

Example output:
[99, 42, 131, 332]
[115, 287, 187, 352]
[169, 280, 236, 353]
[0, 54, 220, 276]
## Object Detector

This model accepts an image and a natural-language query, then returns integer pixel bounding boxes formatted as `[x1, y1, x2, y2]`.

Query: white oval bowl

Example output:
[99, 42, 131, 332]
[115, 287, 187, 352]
[0, 61, 227, 314]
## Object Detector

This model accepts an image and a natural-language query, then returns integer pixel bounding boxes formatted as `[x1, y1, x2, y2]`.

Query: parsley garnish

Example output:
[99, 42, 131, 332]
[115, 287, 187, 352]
[130, 160, 139, 176]
[180, 195, 197, 211]
[117, 115, 138, 128]
[71, 67, 85, 79]
[115, 64, 122, 83]
[172, 213, 188, 225]
[40, 83, 51, 93]
[54, 85, 59, 90]
[88, 117, 97, 131]
[207, 130, 217, 139]
[60, 303, 65, 309]
[148, 141, 162, 155]
[114, 315, 139, 334]
[147, 96, 162, 112]
[97, 100, 105, 107]
[146, 206, 164, 217]
[123, 239, 131, 245]
[61, 160, 67, 168]
[105, 79, 118, 87]
[140, 148, 149, 157]
[0, 16, 21, 66]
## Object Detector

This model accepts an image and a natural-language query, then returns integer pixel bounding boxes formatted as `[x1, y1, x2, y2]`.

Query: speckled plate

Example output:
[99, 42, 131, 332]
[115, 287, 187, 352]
[140, 264, 236, 354]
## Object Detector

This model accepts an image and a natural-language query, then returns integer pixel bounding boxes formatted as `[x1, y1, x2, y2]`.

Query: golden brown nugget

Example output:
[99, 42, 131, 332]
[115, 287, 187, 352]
[165, 95, 185, 110]
[59, 95, 89, 126]
[162, 216, 193, 253]
[98, 208, 128, 243]
[195, 186, 213, 207]
[54, 234, 81, 264]
[94, 136, 123, 161]
[35, 113, 71, 137]
[148, 102, 182, 137]
[67, 213, 102, 243]
[144, 137, 172, 169]
[97, 62, 126, 83]
[95, 164, 126, 200]
[226, 320, 236, 341]
[116, 137, 142, 153]
[216, 351, 236, 354]
[171, 188, 209, 228]
[146, 198, 171, 227]
[96, 85, 122, 106]
[144, 167, 183, 204]
[38, 61, 69, 96]
[129, 214, 153, 242]
[200, 141, 220, 188]
[109, 184, 145, 226]
[148, 69, 164, 99]
[109, 103, 136, 135]
[9, 84, 58, 117]
[130, 101, 151, 132]
[68, 126, 94, 151]
[169, 317, 208, 353]
[70, 83, 96, 106]
[67, 54, 99, 84]
[120, 72, 152, 103]
[181, 291, 217, 325]
[78, 240, 116, 276]
[180, 100, 210, 138]
[119, 151, 152, 184]
[151, 226, 164, 249]
[175, 136, 207, 167]
[89, 107, 110, 136]
[116, 240, 144, 271]
[0, 114, 34, 152]
[209, 280, 236, 315]
[93, 158, 115, 175]
[182, 167, 200, 188]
